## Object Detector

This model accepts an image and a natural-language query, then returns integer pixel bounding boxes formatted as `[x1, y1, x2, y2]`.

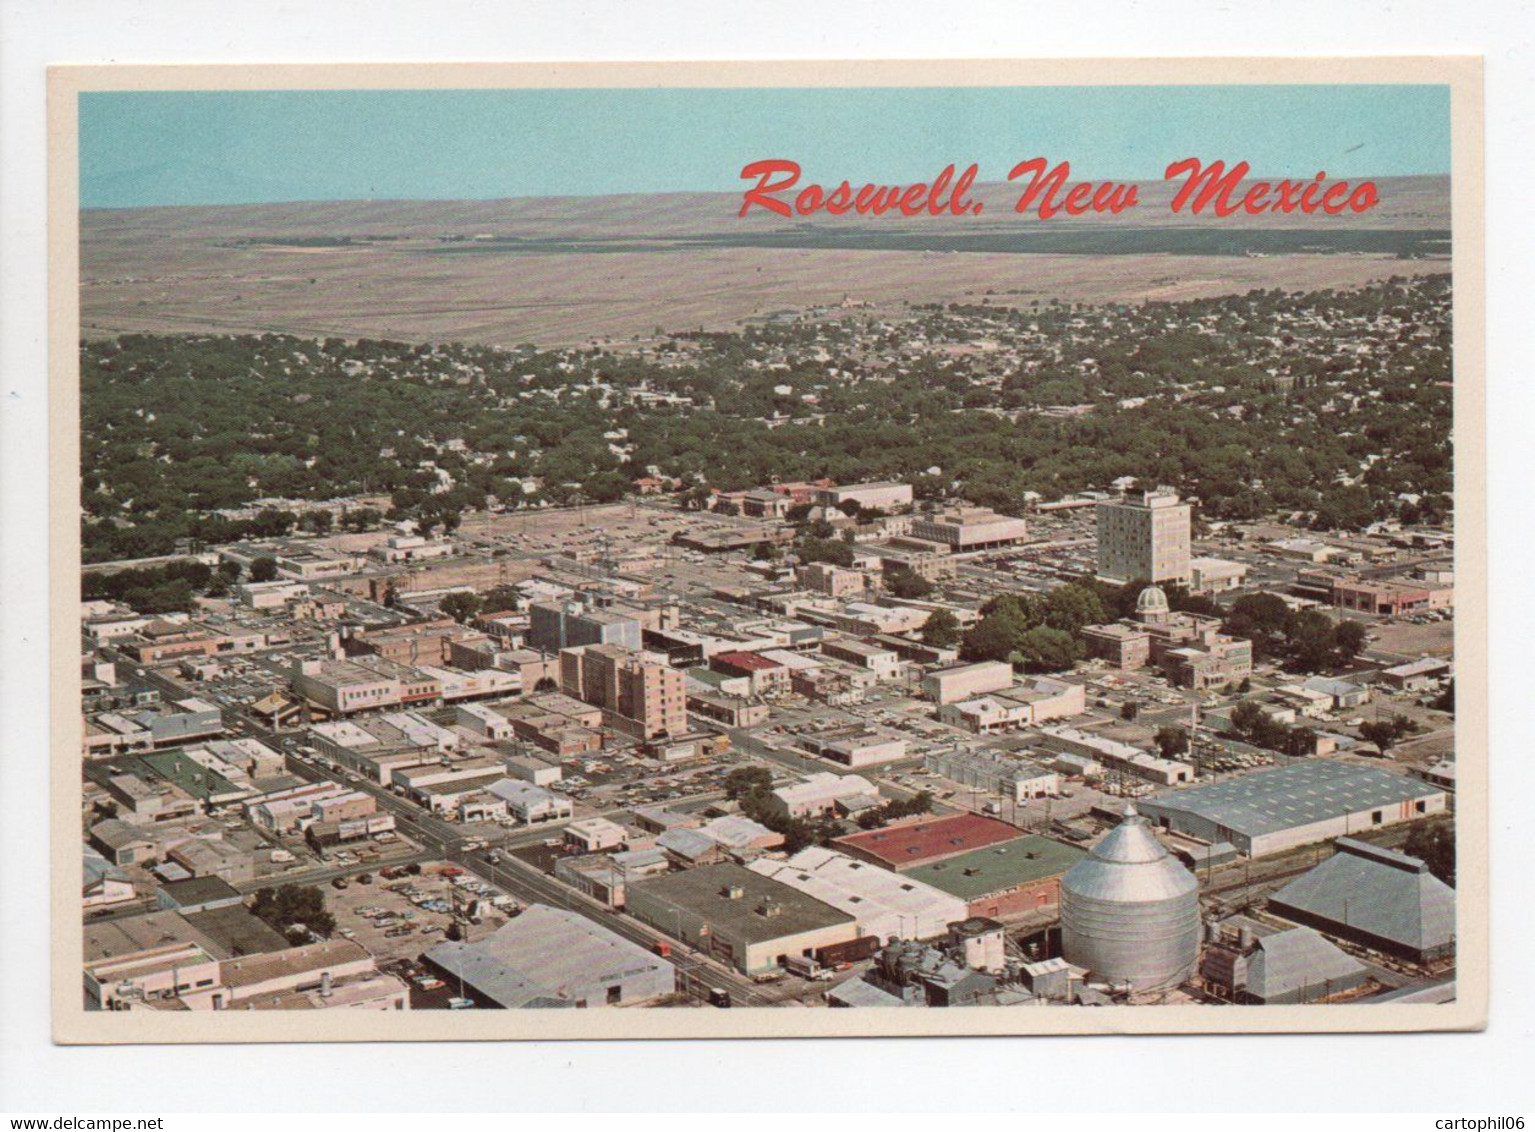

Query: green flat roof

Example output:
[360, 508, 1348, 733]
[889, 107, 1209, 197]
[630, 863, 852, 943]
[903, 836, 1086, 900]
[140, 750, 243, 801]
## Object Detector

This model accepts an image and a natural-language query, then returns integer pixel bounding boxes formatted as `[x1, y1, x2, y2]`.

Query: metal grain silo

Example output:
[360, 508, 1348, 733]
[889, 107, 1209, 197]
[1060, 803, 1201, 991]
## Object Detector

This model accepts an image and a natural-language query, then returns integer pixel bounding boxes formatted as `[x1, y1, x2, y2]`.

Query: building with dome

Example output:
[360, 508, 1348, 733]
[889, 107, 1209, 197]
[1080, 585, 1253, 690]
[1135, 584, 1171, 621]
[1059, 804, 1202, 991]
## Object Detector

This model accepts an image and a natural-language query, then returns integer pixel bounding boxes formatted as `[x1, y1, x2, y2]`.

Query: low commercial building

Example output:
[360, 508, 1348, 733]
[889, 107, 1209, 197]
[1137, 761, 1449, 857]
[564, 817, 628, 853]
[749, 848, 969, 941]
[813, 481, 914, 513]
[924, 748, 1060, 803]
[89, 818, 166, 867]
[909, 506, 1028, 551]
[165, 838, 258, 886]
[626, 863, 860, 975]
[938, 696, 1030, 734]
[921, 661, 1014, 705]
[1036, 727, 1193, 787]
[1379, 657, 1453, 692]
[938, 679, 1090, 734]
[687, 690, 771, 728]
[82, 848, 135, 909]
[84, 941, 223, 1011]
[370, 534, 454, 564]
[290, 657, 442, 716]
[798, 563, 868, 599]
[304, 813, 396, 850]
[139, 747, 257, 809]
[768, 772, 878, 819]
[709, 651, 791, 696]
[788, 663, 876, 707]
[1189, 557, 1249, 594]
[425, 904, 675, 1008]
[307, 714, 452, 782]
[245, 782, 375, 834]
[487, 778, 574, 825]
[1332, 577, 1431, 616]
[1299, 675, 1372, 711]
[834, 813, 1024, 871]
[155, 876, 244, 916]
[345, 619, 483, 667]
[819, 639, 905, 681]
[101, 773, 199, 826]
[503, 752, 563, 787]
[553, 848, 669, 909]
[902, 836, 1088, 921]
[797, 726, 908, 769]
[219, 940, 399, 1011]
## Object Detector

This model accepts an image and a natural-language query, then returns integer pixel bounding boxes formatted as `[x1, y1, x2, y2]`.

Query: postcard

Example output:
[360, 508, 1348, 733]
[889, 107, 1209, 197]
[49, 57, 1484, 1042]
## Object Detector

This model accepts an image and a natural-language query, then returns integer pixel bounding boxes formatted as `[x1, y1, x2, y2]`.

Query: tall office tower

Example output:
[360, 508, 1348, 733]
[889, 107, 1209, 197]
[1096, 486, 1192, 586]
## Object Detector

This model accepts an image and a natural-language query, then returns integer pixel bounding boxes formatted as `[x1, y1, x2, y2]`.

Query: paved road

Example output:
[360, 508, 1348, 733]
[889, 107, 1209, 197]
[288, 752, 777, 1007]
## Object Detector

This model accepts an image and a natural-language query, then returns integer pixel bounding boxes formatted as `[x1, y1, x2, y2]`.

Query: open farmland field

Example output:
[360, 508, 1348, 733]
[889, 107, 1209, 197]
[80, 176, 1450, 350]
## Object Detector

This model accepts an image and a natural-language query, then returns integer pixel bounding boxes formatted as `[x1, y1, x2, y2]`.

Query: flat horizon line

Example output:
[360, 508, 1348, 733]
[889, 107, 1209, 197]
[79, 170, 1452, 214]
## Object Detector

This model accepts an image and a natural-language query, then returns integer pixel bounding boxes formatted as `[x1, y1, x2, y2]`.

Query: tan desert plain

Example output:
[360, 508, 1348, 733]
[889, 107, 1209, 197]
[79, 174, 1449, 350]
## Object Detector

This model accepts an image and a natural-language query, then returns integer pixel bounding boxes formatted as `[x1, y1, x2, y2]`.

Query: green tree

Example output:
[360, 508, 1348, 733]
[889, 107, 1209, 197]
[249, 556, 280, 583]
[724, 766, 774, 802]
[885, 564, 933, 599]
[1041, 583, 1107, 634]
[1155, 725, 1188, 759]
[480, 585, 521, 614]
[798, 537, 854, 568]
[1403, 822, 1455, 886]
[250, 884, 335, 938]
[1223, 592, 1292, 661]
[1014, 626, 1079, 673]
[960, 612, 1026, 664]
[439, 591, 483, 623]
[1331, 619, 1369, 663]
[921, 608, 962, 648]
[1288, 609, 1340, 672]
[1358, 720, 1398, 752]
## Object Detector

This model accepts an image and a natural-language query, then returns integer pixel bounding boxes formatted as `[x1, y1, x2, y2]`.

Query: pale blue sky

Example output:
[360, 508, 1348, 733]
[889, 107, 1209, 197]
[80, 85, 1451, 209]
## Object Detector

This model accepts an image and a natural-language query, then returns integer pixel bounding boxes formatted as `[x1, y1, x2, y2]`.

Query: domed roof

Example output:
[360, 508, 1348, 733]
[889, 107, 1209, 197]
[1061, 804, 1198, 904]
[1135, 585, 1170, 615]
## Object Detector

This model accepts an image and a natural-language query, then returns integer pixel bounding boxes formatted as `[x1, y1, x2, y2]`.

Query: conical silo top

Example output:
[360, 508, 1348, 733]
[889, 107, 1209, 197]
[1088, 804, 1172, 865]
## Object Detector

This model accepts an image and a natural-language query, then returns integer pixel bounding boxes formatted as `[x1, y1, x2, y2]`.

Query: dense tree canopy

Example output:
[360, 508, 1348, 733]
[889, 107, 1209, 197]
[80, 275, 1451, 563]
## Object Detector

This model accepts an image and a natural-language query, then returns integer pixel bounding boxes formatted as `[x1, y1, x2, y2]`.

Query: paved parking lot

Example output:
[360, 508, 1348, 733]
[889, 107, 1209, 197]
[323, 860, 521, 965]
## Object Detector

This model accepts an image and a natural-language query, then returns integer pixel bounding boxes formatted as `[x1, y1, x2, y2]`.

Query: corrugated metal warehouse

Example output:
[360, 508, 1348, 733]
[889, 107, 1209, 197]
[1136, 760, 1449, 857]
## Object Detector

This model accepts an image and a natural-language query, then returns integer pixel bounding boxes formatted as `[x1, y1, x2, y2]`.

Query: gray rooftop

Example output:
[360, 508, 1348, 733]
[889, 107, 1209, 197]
[1268, 837, 1455, 954]
[424, 904, 670, 1008]
[1141, 760, 1444, 837]
[1246, 927, 1369, 1002]
[630, 863, 853, 943]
